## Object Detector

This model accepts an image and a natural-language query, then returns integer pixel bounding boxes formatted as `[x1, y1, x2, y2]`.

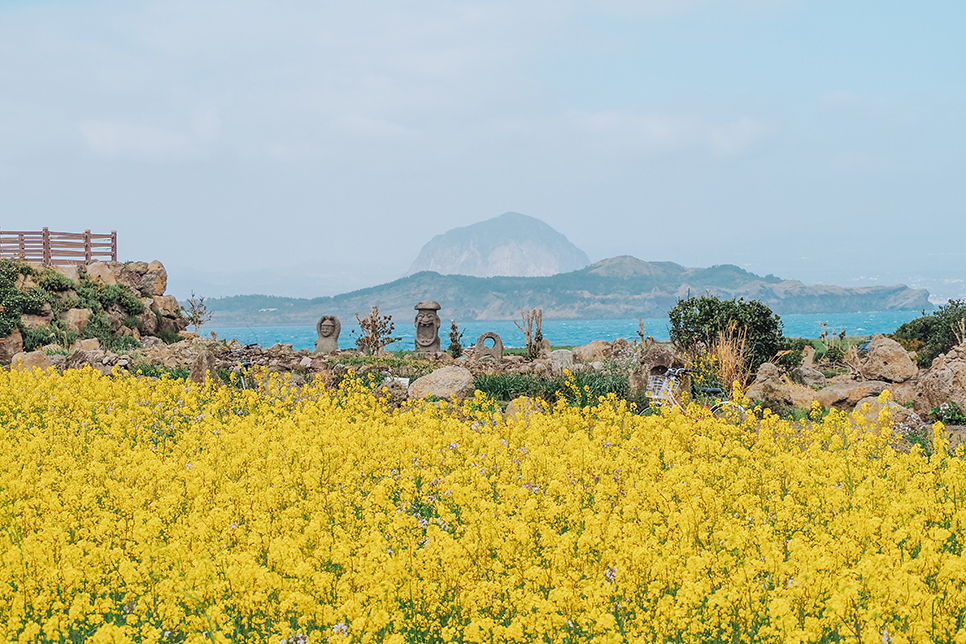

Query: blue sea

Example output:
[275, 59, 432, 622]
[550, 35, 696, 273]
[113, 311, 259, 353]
[204, 310, 924, 353]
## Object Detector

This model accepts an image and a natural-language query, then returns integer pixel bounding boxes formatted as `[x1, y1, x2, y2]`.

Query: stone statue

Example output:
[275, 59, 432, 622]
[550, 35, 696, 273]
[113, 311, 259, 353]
[413, 300, 441, 353]
[314, 315, 341, 355]
[475, 331, 504, 363]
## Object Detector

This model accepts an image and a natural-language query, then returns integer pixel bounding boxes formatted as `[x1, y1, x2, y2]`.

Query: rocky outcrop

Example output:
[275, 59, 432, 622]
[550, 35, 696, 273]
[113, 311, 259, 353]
[10, 351, 52, 371]
[0, 259, 187, 363]
[814, 380, 889, 410]
[189, 351, 222, 384]
[0, 329, 23, 362]
[573, 340, 611, 363]
[83, 260, 167, 297]
[914, 344, 966, 418]
[549, 349, 575, 375]
[408, 366, 475, 400]
[862, 334, 918, 383]
[792, 365, 826, 387]
[745, 363, 793, 408]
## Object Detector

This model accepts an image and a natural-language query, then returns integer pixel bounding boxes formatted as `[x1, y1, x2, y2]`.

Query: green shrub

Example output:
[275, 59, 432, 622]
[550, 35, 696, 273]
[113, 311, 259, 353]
[120, 290, 145, 315]
[776, 337, 811, 370]
[473, 369, 630, 407]
[894, 301, 966, 367]
[131, 361, 190, 380]
[123, 316, 143, 332]
[108, 336, 141, 352]
[99, 284, 126, 310]
[82, 312, 112, 343]
[159, 330, 181, 344]
[75, 278, 101, 312]
[81, 312, 140, 352]
[669, 295, 783, 372]
[930, 401, 966, 425]
[20, 320, 77, 351]
[37, 270, 75, 292]
[474, 373, 556, 401]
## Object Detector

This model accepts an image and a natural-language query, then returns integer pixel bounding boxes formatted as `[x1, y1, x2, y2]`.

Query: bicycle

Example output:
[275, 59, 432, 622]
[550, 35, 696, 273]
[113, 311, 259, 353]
[646, 367, 748, 423]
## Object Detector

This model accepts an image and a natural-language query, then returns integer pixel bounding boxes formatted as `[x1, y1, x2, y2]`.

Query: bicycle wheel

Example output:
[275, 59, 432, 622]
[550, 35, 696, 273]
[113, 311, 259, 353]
[710, 401, 747, 424]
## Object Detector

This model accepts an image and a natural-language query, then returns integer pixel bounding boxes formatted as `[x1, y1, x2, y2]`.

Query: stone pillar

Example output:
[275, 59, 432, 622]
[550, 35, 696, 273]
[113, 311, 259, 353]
[314, 315, 341, 355]
[414, 301, 441, 353]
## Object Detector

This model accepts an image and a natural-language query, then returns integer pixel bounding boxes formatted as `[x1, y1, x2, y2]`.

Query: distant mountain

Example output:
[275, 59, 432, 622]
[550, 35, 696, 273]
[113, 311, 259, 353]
[204, 255, 931, 327]
[405, 212, 590, 277]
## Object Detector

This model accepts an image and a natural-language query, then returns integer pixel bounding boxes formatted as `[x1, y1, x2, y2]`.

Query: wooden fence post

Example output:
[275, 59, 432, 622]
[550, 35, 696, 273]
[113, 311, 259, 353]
[42, 227, 51, 265]
[84, 230, 92, 263]
[111, 230, 117, 261]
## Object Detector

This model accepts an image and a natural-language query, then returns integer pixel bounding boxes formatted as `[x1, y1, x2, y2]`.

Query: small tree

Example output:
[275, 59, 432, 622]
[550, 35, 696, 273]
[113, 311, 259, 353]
[185, 291, 213, 332]
[353, 306, 401, 355]
[668, 295, 782, 373]
[448, 320, 464, 358]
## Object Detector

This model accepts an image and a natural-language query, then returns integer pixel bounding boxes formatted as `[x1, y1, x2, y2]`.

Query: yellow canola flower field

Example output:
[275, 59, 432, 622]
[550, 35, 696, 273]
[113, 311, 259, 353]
[1, 367, 966, 644]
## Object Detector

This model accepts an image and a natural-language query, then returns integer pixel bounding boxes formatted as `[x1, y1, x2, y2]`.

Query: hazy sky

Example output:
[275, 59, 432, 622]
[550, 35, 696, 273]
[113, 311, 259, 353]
[2, 0, 963, 301]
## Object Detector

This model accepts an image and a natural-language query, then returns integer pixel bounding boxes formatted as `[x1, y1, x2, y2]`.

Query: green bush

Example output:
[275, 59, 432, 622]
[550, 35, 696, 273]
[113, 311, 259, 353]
[108, 336, 141, 352]
[159, 329, 181, 344]
[893, 301, 966, 367]
[22, 323, 77, 351]
[37, 270, 75, 292]
[120, 290, 145, 315]
[776, 337, 811, 370]
[123, 316, 143, 332]
[99, 284, 126, 310]
[75, 278, 101, 312]
[131, 361, 190, 380]
[931, 401, 966, 425]
[473, 369, 630, 407]
[668, 295, 783, 372]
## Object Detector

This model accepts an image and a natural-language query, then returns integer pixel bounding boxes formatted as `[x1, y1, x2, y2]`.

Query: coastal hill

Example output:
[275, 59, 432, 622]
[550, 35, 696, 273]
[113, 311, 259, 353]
[205, 255, 931, 327]
[405, 212, 590, 277]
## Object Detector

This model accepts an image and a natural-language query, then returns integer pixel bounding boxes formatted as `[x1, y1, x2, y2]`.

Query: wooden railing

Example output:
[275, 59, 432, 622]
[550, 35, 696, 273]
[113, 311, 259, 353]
[0, 228, 117, 265]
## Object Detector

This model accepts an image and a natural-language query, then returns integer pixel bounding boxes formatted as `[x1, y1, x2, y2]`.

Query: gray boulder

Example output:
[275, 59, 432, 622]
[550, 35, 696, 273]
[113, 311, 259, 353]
[815, 380, 889, 410]
[792, 365, 827, 387]
[914, 346, 966, 418]
[408, 366, 475, 401]
[10, 351, 52, 371]
[862, 334, 918, 383]
[745, 363, 793, 408]
[549, 349, 575, 375]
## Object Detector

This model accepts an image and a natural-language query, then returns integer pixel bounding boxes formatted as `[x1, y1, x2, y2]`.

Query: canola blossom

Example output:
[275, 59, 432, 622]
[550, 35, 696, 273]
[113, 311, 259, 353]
[1, 367, 966, 643]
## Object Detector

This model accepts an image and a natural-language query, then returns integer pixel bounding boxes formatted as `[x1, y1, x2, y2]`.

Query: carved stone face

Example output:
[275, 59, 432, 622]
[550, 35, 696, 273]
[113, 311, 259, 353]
[319, 321, 335, 337]
[414, 310, 440, 347]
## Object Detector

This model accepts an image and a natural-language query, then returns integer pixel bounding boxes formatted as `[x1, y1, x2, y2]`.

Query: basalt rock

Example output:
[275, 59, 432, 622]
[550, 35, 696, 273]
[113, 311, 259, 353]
[914, 345, 966, 418]
[745, 363, 793, 408]
[814, 380, 889, 410]
[408, 366, 474, 400]
[189, 351, 222, 384]
[10, 351, 52, 371]
[573, 340, 611, 363]
[792, 365, 827, 388]
[862, 334, 918, 383]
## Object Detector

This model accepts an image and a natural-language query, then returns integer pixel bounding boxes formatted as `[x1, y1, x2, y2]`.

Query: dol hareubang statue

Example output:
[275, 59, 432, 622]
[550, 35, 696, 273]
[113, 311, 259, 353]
[314, 315, 341, 355]
[414, 301, 441, 353]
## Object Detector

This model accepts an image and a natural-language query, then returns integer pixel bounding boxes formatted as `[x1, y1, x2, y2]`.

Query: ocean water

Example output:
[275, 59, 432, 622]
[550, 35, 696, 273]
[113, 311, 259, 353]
[204, 310, 924, 353]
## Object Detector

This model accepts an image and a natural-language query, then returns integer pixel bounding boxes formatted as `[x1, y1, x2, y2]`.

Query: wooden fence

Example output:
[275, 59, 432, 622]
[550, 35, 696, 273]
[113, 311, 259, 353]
[0, 228, 117, 265]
